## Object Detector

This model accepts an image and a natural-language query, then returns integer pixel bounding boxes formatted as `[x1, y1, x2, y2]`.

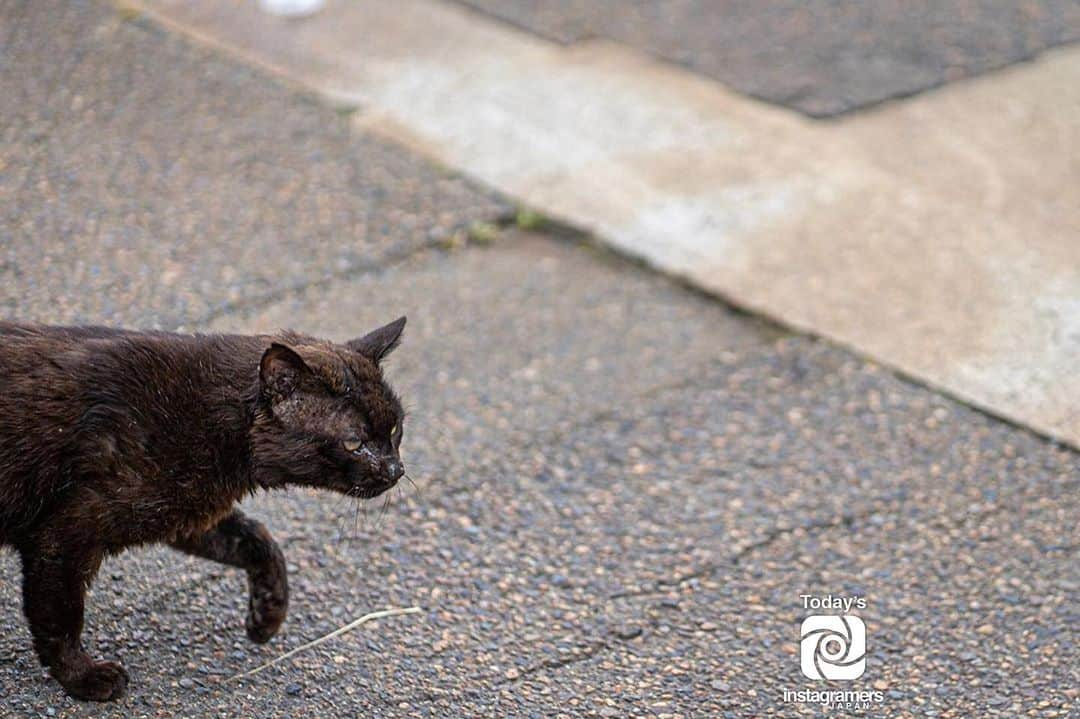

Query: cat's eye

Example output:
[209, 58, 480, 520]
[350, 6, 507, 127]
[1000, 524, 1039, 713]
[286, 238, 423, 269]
[343, 439, 362, 453]
[391, 422, 400, 437]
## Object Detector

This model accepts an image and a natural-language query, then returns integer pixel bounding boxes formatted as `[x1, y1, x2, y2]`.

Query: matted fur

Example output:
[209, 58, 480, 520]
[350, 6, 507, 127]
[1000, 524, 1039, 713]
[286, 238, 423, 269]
[0, 318, 407, 701]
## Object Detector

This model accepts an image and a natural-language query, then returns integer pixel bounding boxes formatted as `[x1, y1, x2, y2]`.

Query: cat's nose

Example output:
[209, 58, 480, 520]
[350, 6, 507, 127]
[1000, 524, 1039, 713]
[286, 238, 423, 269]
[385, 459, 405, 482]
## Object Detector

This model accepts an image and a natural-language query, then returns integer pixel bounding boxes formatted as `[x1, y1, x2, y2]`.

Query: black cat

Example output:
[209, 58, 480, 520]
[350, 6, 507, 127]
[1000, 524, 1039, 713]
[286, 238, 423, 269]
[0, 318, 407, 701]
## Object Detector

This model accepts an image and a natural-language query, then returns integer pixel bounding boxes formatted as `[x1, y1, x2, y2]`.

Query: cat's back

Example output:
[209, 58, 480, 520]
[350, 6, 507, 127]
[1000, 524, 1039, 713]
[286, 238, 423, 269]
[0, 321, 91, 395]
[0, 322, 256, 436]
[0, 321, 139, 371]
[0, 323, 206, 541]
[0, 322, 145, 398]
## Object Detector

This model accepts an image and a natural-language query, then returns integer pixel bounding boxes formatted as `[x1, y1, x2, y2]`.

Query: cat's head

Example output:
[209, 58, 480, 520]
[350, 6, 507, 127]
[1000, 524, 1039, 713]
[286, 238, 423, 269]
[250, 317, 408, 498]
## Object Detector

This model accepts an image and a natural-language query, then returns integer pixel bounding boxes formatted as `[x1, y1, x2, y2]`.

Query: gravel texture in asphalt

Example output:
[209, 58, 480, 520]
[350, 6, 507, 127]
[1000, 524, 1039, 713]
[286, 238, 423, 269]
[2, 234, 1075, 718]
[0, 0, 508, 330]
[452, 0, 1080, 116]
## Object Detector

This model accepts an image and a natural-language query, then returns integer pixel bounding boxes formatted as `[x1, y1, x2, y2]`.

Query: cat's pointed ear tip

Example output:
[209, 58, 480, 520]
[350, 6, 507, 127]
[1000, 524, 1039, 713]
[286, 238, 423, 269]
[347, 316, 407, 361]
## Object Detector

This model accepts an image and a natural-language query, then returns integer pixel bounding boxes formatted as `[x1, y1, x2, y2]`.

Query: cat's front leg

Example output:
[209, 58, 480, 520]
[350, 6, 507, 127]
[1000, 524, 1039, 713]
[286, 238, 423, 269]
[20, 542, 129, 701]
[170, 509, 288, 643]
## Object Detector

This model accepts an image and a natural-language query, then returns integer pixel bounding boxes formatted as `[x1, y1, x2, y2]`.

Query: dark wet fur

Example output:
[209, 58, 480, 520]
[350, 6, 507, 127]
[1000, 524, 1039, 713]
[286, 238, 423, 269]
[0, 318, 407, 701]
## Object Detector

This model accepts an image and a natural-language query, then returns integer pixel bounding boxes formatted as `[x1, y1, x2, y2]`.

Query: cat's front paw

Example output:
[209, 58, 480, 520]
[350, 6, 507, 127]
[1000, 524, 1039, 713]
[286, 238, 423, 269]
[245, 581, 287, 644]
[57, 659, 130, 702]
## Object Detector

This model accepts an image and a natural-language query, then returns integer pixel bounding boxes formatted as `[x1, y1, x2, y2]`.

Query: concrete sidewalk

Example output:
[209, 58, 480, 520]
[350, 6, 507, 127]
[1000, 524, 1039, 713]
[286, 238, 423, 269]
[0, 1, 1077, 717]
[137, 0, 1080, 449]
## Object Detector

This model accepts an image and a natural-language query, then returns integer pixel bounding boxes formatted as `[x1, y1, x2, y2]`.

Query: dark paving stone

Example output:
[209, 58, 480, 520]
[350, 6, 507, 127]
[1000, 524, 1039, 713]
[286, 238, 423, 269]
[0, 0, 508, 330]
[453, 0, 1080, 116]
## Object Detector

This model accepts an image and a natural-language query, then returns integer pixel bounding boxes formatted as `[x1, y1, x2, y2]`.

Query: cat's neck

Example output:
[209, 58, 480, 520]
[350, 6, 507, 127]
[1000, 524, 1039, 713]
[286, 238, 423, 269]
[163, 334, 265, 495]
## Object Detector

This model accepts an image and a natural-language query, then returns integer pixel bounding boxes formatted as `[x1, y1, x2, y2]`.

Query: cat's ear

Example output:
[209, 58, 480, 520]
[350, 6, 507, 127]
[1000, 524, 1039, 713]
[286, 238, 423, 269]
[347, 316, 406, 362]
[260, 343, 310, 398]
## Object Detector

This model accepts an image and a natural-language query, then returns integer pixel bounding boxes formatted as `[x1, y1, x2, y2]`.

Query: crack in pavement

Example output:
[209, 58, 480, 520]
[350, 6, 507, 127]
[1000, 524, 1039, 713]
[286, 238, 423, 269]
[182, 208, 524, 333]
[324, 467, 1078, 707]
[462, 489, 1076, 693]
[606, 481, 1078, 603]
[176, 237, 458, 332]
[391, 513, 881, 704]
[607, 510, 869, 602]
[389, 633, 640, 705]
[495, 639, 612, 686]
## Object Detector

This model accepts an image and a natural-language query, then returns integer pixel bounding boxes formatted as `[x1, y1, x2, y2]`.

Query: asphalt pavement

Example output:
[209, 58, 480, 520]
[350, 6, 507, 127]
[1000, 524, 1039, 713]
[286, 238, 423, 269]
[0, 1, 1076, 717]
[0, 0, 506, 328]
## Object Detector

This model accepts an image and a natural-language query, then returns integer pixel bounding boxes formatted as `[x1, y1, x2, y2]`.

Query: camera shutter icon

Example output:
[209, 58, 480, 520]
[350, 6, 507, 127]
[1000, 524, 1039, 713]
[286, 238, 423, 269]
[800, 615, 866, 680]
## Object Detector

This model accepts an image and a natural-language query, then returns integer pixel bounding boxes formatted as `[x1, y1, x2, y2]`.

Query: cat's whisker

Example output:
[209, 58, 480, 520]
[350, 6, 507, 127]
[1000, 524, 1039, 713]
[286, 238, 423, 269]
[334, 486, 359, 543]
[335, 488, 358, 541]
[351, 492, 362, 541]
[403, 472, 423, 503]
[375, 491, 392, 529]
